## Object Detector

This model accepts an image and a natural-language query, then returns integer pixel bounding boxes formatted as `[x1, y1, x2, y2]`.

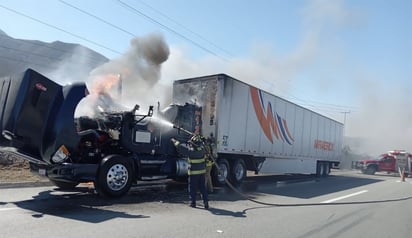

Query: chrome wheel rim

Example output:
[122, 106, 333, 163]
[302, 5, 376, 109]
[218, 163, 228, 183]
[106, 164, 129, 191]
[234, 163, 245, 181]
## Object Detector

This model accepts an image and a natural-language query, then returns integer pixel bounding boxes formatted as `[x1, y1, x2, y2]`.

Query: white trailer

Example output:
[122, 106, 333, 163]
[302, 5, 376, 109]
[173, 74, 343, 185]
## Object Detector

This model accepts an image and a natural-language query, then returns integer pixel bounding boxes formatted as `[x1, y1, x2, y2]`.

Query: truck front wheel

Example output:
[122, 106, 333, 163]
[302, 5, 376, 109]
[365, 166, 376, 175]
[95, 155, 134, 198]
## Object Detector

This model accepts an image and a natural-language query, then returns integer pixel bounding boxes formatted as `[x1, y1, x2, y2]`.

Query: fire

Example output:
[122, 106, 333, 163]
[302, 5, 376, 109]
[90, 74, 121, 95]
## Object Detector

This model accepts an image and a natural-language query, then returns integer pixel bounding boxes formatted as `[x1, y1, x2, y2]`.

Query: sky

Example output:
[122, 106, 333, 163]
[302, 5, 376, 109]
[0, 0, 411, 155]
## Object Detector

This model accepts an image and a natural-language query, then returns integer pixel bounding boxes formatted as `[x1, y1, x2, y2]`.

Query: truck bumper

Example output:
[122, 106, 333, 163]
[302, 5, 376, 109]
[31, 163, 99, 183]
[351, 161, 365, 170]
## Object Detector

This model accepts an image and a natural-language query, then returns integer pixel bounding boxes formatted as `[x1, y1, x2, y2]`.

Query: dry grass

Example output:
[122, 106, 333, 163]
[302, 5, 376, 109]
[0, 152, 48, 183]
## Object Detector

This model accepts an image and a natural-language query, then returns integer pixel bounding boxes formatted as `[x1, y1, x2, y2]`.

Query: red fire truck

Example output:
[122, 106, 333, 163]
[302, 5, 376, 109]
[352, 150, 412, 176]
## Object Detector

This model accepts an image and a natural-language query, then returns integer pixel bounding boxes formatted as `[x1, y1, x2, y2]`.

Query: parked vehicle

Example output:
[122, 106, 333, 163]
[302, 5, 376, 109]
[0, 69, 343, 197]
[352, 150, 412, 176]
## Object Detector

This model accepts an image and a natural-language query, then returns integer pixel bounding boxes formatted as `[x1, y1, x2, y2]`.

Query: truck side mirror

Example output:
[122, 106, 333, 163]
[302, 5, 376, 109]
[148, 106, 154, 117]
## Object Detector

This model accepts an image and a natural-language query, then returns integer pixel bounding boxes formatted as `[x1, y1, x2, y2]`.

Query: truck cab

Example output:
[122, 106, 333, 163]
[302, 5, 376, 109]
[0, 69, 202, 198]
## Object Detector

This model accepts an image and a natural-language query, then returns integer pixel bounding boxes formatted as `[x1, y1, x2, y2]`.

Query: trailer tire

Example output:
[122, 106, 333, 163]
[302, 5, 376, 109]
[230, 159, 246, 185]
[95, 155, 134, 198]
[212, 159, 230, 187]
[323, 163, 330, 177]
[316, 162, 324, 177]
[50, 179, 79, 190]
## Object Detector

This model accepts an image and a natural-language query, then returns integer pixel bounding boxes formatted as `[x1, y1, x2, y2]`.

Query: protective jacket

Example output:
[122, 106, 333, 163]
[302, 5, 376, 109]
[173, 141, 206, 175]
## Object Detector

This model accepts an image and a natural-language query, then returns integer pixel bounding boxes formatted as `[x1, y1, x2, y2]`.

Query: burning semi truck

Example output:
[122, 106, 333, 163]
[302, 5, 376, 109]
[0, 69, 343, 197]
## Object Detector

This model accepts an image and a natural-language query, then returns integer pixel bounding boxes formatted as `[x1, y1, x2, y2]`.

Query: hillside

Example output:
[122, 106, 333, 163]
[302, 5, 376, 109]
[0, 30, 109, 184]
[0, 29, 108, 81]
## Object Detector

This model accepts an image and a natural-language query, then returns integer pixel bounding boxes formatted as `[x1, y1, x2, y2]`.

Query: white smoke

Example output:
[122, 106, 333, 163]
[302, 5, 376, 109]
[161, 0, 411, 156]
[46, 45, 107, 85]
[345, 76, 412, 155]
[72, 0, 410, 156]
[76, 33, 170, 116]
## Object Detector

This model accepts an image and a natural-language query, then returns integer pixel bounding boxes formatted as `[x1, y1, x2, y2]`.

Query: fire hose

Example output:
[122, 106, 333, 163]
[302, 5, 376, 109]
[173, 125, 412, 207]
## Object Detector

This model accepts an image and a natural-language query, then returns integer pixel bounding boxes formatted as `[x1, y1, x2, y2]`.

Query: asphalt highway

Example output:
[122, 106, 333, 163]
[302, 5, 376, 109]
[1, 170, 412, 238]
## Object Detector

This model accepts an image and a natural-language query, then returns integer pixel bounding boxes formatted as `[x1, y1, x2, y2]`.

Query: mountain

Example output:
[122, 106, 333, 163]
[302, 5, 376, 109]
[0, 29, 109, 83]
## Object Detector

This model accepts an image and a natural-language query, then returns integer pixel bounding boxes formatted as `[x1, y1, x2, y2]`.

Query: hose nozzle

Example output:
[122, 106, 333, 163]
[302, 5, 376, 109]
[173, 124, 195, 136]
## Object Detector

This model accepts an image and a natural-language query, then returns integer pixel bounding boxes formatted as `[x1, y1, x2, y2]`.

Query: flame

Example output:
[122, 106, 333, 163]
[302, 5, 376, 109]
[90, 74, 121, 95]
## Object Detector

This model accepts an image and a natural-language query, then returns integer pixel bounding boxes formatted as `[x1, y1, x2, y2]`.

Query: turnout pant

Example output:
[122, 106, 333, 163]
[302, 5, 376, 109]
[188, 174, 208, 205]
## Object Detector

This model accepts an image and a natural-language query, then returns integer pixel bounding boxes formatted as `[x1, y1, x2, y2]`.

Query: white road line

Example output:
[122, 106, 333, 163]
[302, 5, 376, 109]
[0, 207, 19, 212]
[321, 190, 368, 203]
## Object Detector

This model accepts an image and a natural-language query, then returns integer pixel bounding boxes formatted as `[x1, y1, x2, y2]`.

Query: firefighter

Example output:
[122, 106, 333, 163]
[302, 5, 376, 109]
[171, 135, 209, 209]
[204, 137, 215, 193]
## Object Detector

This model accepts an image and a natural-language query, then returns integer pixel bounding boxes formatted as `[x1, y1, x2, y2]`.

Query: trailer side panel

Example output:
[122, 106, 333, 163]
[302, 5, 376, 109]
[173, 74, 343, 174]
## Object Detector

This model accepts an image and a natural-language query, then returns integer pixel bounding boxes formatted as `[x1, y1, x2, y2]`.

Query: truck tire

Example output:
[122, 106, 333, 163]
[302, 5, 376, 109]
[212, 159, 230, 187]
[50, 179, 79, 190]
[230, 159, 246, 185]
[365, 166, 376, 175]
[316, 162, 325, 177]
[95, 155, 134, 198]
[323, 163, 330, 177]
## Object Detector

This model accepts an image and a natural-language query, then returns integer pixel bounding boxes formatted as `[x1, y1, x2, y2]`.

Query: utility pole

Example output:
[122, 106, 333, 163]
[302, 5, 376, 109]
[341, 111, 350, 128]
[341, 111, 350, 144]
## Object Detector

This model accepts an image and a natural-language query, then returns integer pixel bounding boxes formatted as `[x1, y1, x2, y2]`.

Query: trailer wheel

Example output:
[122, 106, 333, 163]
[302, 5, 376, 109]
[212, 159, 230, 187]
[316, 162, 325, 177]
[50, 179, 79, 190]
[95, 155, 134, 198]
[323, 163, 330, 177]
[230, 159, 246, 185]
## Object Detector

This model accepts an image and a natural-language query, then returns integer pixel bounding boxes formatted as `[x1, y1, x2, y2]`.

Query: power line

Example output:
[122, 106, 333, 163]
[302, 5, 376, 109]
[135, 0, 234, 58]
[256, 77, 356, 121]
[60, 0, 231, 61]
[58, 0, 136, 37]
[116, 0, 229, 62]
[0, 4, 122, 56]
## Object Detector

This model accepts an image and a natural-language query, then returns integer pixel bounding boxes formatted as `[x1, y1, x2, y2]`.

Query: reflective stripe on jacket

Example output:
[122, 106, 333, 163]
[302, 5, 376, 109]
[188, 157, 206, 175]
[173, 141, 206, 175]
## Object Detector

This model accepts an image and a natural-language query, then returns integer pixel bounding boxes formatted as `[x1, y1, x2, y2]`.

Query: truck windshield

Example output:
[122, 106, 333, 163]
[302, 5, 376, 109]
[373, 155, 385, 160]
[160, 105, 178, 122]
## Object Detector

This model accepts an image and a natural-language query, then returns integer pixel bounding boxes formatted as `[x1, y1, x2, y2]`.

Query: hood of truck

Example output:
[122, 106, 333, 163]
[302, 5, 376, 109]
[0, 68, 87, 164]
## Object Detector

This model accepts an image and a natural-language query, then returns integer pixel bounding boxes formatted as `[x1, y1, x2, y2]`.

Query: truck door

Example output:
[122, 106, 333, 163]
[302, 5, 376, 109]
[380, 156, 395, 172]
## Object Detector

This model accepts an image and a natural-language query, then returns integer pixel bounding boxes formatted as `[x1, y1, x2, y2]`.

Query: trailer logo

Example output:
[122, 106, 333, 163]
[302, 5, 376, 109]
[314, 140, 334, 151]
[250, 87, 294, 145]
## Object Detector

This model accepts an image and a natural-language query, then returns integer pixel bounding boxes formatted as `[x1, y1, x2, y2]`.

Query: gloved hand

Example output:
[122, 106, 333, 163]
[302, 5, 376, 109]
[171, 138, 179, 146]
